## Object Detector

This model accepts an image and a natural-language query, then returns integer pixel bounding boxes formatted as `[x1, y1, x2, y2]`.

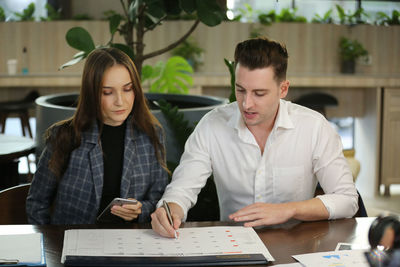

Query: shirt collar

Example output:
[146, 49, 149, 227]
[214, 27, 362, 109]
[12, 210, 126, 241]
[274, 99, 294, 130]
[228, 100, 294, 134]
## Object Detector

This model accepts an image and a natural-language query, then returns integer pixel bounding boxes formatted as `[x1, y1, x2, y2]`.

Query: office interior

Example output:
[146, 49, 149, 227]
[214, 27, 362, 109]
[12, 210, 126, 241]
[1, 0, 400, 218]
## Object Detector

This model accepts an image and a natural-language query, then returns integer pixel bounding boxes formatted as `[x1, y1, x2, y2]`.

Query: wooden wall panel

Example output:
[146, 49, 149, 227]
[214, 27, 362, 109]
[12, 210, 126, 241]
[0, 21, 399, 76]
[381, 88, 400, 194]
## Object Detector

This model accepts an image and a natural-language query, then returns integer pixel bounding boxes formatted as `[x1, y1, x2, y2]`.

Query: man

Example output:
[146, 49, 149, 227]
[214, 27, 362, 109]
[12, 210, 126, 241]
[151, 37, 358, 237]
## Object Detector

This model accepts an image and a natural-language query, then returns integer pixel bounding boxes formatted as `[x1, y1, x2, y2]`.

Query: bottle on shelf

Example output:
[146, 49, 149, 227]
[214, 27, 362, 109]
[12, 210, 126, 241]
[22, 47, 29, 75]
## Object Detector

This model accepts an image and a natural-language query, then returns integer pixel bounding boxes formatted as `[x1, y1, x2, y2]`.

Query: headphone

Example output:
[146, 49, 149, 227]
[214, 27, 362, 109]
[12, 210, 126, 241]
[368, 215, 400, 250]
[366, 215, 400, 267]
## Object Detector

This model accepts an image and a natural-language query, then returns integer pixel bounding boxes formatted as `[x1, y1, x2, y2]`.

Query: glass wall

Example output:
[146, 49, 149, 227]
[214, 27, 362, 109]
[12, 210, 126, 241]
[228, 0, 400, 23]
[1, 0, 47, 21]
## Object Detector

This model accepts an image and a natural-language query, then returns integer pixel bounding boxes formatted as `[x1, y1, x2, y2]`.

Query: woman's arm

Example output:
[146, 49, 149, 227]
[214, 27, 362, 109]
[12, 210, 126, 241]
[26, 146, 58, 224]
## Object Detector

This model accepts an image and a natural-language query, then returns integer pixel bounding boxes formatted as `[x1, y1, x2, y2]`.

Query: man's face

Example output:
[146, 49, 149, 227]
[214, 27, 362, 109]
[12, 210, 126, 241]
[235, 64, 289, 129]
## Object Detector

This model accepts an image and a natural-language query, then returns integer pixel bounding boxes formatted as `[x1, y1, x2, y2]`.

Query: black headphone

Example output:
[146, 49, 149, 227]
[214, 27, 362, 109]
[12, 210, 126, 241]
[368, 215, 400, 250]
[365, 216, 400, 267]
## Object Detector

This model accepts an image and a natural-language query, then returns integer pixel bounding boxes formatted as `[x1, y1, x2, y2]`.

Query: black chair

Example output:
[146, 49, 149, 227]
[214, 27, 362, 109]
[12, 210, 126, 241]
[0, 183, 30, 224]
[294, 92, 338, 117]
[356, 191, 368, 217]
[0, 90, 40, 138]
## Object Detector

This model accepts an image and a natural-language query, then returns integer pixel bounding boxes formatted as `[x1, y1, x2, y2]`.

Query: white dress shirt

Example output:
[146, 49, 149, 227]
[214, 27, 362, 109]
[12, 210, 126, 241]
[160, 100, 358, 221]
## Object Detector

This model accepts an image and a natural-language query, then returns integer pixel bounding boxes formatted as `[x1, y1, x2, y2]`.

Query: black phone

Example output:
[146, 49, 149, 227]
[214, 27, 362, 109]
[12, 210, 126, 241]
[96, 198, 137, 222]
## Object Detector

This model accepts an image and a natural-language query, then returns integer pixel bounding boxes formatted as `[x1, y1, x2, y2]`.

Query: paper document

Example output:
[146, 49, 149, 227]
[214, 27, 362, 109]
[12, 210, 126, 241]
[293, 250, 369, 267]
[0, 233, 45, 265]
[61, 226, 274, 263]
[335, 242, 370, 251]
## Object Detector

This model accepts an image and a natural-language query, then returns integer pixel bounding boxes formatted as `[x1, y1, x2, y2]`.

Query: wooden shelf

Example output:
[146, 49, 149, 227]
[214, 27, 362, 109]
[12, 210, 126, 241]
[1, 73, 400, 88]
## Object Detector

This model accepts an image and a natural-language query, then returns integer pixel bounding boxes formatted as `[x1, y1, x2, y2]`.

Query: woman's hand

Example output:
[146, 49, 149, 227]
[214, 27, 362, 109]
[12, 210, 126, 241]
[111, 198, 142, 221]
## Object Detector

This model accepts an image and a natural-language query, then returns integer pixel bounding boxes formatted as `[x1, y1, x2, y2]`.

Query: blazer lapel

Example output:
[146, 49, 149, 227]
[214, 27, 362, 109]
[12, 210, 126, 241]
[83, 124, 104, 206]
[120, 123, 135, 198]
[89, 145, 104, 205]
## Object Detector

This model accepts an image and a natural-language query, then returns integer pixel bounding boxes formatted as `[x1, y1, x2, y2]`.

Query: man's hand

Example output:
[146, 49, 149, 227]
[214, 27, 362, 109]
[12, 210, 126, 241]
[229, 199, 329, 227]
[151, 202, 184, 237]
[229, 202, 296, 227]
[111, 199, 142, 221]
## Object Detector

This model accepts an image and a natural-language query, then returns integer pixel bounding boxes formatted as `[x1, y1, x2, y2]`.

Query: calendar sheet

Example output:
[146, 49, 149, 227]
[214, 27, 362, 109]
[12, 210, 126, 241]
[61, 226, 274, 263]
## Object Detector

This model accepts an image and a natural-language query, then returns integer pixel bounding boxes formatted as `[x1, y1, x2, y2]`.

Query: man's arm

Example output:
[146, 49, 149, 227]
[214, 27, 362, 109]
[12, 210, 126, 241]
[157, 116, 214, 221]
[229, 198, 329, 227]
[151, 202, 184, 237]
[312, 119, 359, 219]
[151, 115, 214, 236]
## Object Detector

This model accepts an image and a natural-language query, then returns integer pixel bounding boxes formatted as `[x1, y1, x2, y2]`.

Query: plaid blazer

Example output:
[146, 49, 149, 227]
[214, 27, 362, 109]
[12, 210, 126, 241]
[26, 119, 168, 224]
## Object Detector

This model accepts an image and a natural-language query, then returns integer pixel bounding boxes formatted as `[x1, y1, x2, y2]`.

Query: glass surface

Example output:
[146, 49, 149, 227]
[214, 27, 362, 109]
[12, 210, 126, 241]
[0, 0, 46, 21]
[228, 0, 400, 23]
[329, 117, 355, 150]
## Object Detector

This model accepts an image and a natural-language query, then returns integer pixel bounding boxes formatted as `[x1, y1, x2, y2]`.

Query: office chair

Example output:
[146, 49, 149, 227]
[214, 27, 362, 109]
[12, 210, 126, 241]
[0, 183, 30, 224]
[0, 91, 39, 179]
[0, 90, 39, 138]
[294, 92, 338, 117]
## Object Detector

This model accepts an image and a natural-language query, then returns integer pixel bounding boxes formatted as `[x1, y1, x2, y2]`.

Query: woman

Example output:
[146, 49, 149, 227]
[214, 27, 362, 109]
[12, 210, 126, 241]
[26, 48, 168, 224]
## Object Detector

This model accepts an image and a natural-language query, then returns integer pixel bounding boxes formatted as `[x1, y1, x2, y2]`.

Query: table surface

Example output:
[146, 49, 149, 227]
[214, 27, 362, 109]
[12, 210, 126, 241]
[0, 217, 376, 266]
[0, 134, 35, 161]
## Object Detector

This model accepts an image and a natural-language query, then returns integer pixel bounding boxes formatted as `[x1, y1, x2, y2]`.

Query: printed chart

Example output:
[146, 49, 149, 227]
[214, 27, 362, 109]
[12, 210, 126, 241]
[61, 226, 274, 263]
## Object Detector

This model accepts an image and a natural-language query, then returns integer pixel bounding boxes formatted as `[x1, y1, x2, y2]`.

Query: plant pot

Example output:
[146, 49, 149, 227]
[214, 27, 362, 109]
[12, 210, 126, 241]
[340, 60, 356, 74]
[35, 93, 228, 163]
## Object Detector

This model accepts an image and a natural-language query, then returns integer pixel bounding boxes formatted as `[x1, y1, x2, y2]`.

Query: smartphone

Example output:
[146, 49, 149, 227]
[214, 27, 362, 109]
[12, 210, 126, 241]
[97, 198, 138, 222]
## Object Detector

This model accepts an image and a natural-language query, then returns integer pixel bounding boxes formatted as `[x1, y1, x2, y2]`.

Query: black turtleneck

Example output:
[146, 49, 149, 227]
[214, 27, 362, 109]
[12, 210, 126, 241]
[98, 121, 126, 222]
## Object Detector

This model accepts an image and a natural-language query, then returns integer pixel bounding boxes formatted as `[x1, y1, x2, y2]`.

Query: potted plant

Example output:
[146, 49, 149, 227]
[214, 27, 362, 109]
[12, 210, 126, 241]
[60, 0, 225, 75]
[171, 37, 204, 71]
[339, 37, 368, 74]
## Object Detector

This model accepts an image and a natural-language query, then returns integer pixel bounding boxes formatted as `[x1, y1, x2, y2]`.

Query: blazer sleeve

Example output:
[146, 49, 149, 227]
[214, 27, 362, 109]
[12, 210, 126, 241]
[137, 129, 168, 223]
[26, 144, 58, 224]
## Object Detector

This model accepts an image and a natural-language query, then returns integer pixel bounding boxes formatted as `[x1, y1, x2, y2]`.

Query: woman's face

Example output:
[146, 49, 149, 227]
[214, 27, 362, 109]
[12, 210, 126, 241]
[101, 64, 135, 126]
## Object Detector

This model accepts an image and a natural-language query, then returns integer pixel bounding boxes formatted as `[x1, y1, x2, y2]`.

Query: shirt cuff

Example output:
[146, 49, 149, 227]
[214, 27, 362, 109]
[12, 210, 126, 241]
[316, 194, 358, 219]
[156, 198, 188, 222]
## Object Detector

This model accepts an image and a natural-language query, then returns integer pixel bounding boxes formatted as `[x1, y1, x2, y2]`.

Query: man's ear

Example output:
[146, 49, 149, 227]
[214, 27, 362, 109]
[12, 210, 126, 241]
[279, 80, 290, 98]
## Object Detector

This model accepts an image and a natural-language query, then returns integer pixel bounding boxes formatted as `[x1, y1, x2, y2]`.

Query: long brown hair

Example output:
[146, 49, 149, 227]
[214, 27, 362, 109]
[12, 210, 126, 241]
[47, 48, 167, 178]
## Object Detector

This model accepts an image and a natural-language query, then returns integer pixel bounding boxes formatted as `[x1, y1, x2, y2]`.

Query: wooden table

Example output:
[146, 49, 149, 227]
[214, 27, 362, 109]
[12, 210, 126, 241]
[0, 134, 35, 189]
[0, 217, 376, 266]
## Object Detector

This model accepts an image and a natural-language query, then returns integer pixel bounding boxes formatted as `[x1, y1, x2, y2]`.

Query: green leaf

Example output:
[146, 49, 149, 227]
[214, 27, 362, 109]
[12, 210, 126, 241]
[109, 14, 121, 35]
[165, 0, 181, 16]
[141, 65, 154, 82]
[336, 5, 346, 24]
[196, 0, 223, 26]
[0, 6, 6, 21]
[66, 27, 96, 53]
[128, 0, 141, 22]
[110, 43, 135, 61]
[44, 3, 62, 21]
[146, 2, 166, 19]
[59, 54, 86, 70]
[258, 10, 276, 25]
[149, 56, 193, 94]
[15, 2, 35, 21]
[224, 58, 236, 103]
[180, 0, 196, 13]
[157, 99, 194, 151]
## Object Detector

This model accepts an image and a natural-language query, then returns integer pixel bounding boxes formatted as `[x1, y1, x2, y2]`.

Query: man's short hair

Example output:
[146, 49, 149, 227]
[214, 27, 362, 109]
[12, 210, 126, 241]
[234, 37, 288, 82]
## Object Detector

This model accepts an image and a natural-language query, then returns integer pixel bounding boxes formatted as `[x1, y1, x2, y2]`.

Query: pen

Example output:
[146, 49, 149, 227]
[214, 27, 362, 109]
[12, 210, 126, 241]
[163, 200, 178, 239]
